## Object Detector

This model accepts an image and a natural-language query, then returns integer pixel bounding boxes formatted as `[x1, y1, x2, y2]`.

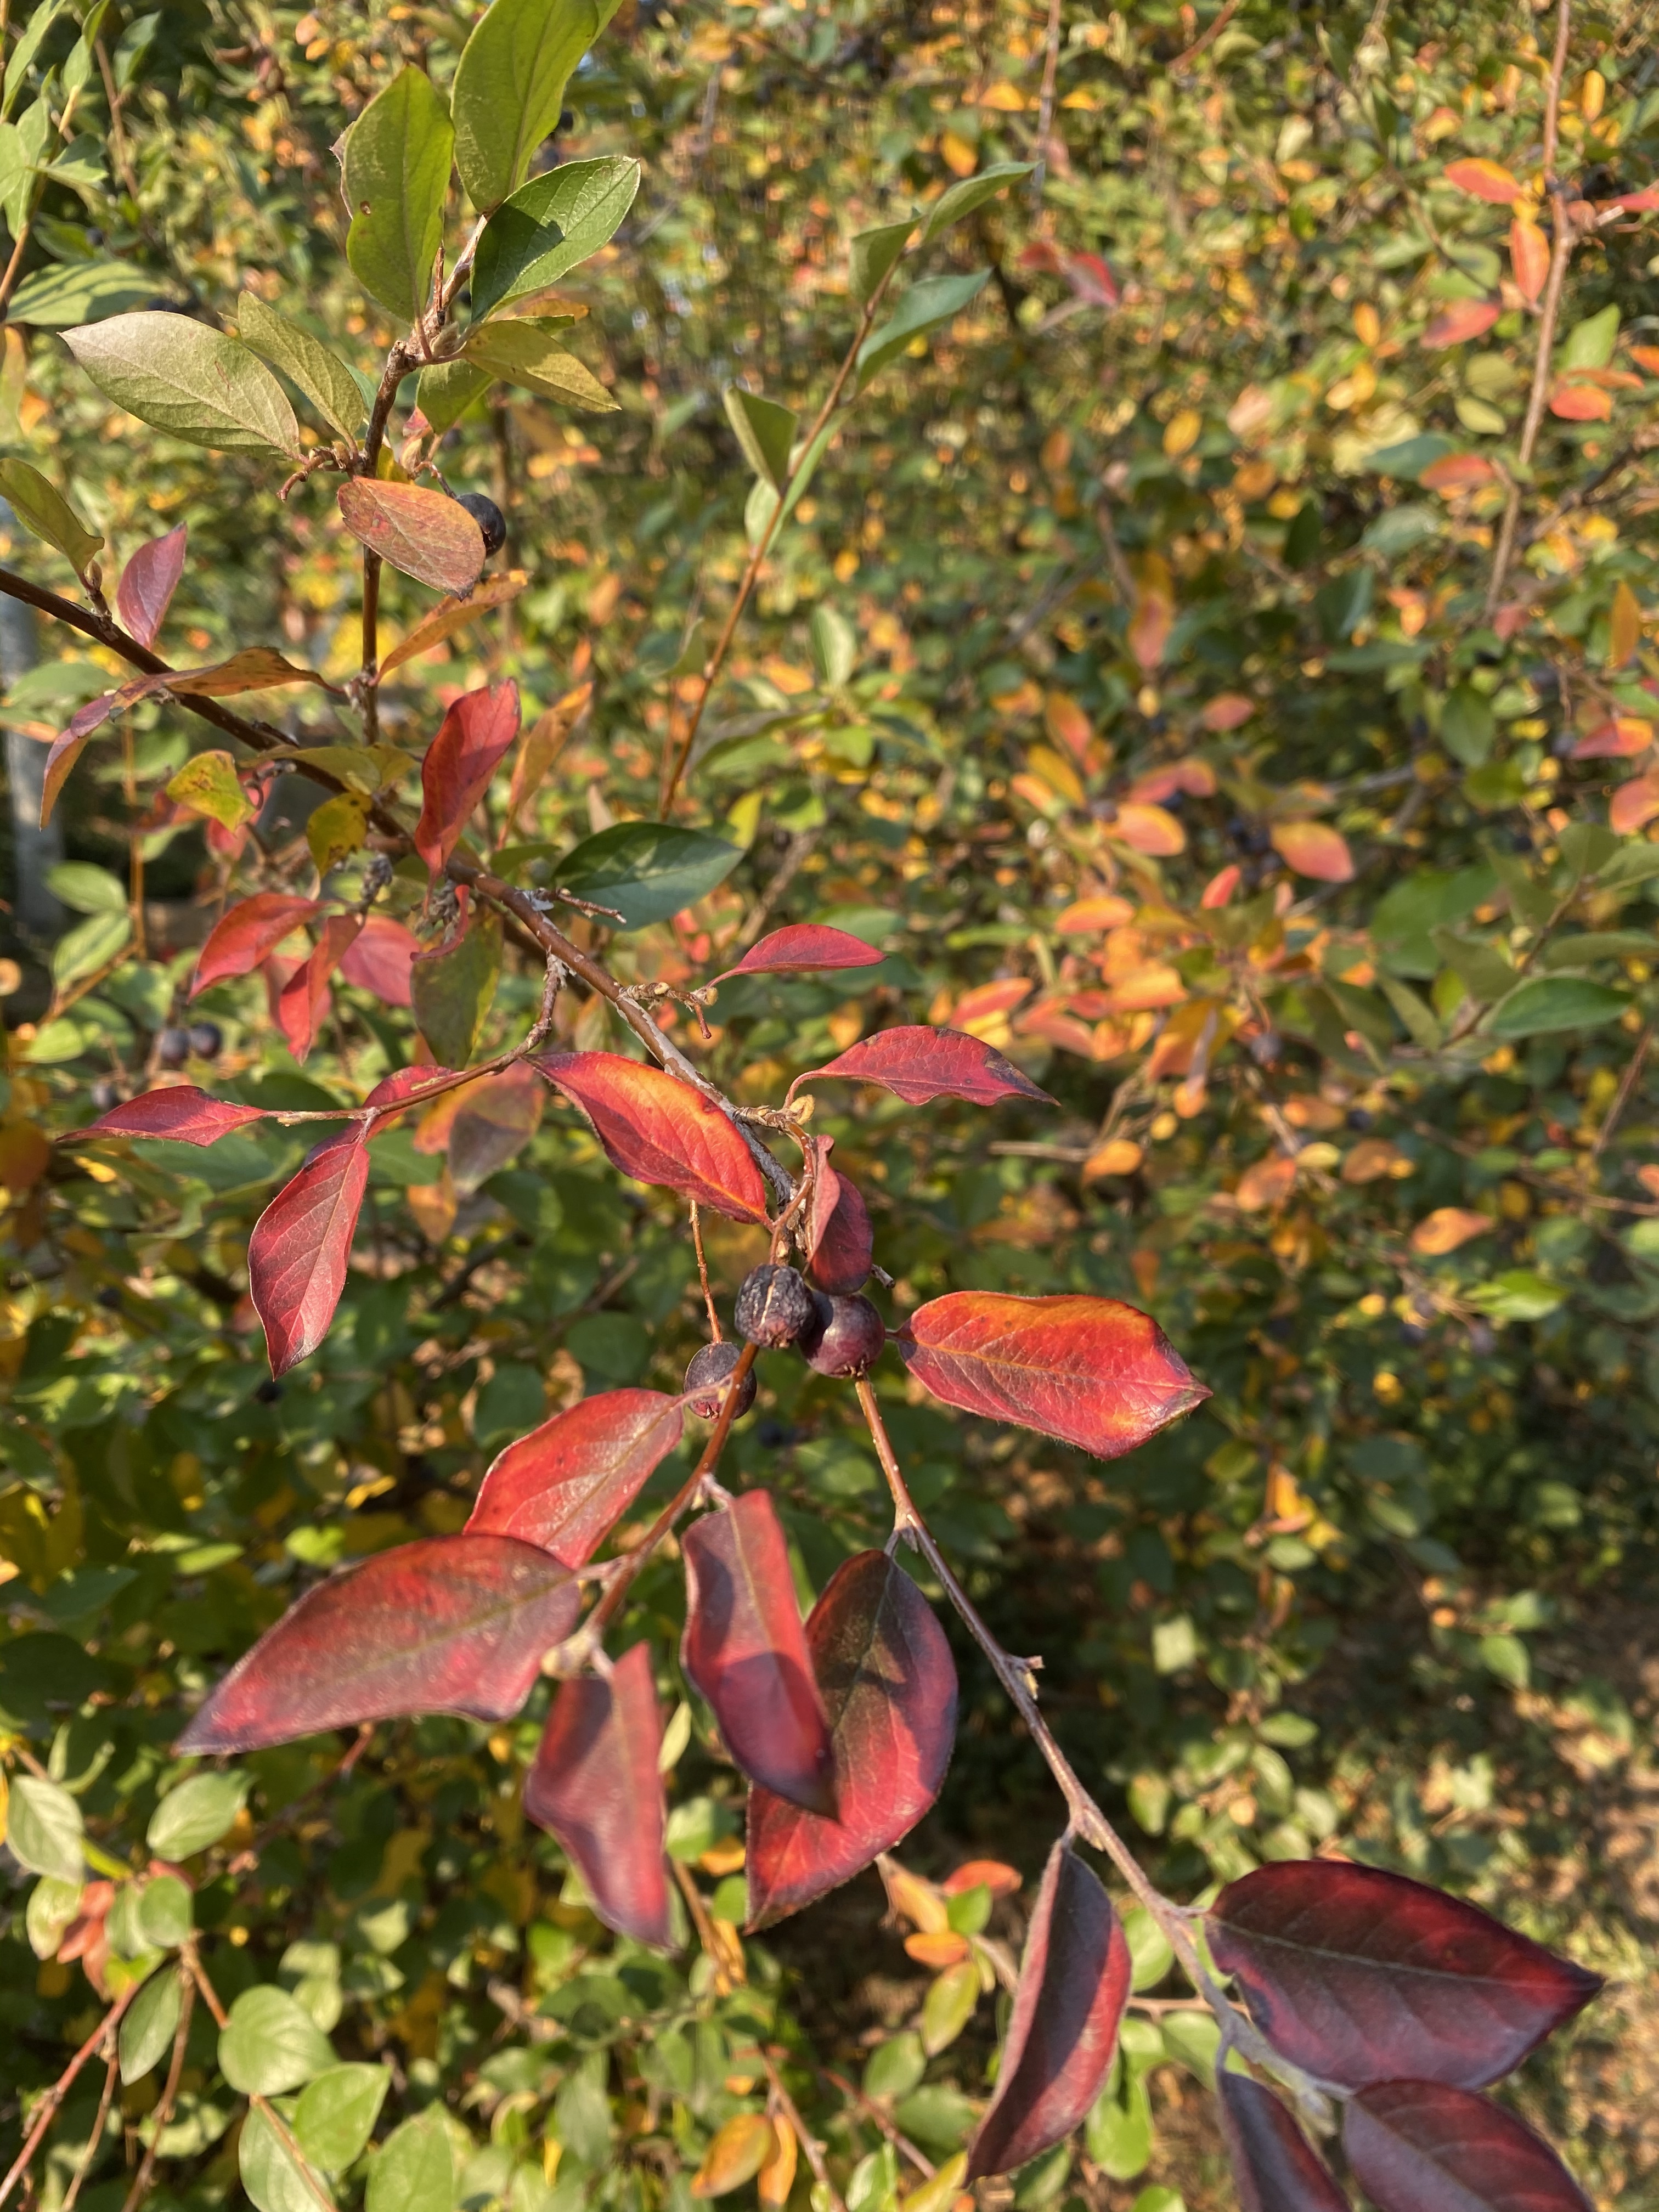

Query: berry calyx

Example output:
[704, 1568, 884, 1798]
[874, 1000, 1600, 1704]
[455, 490, 506, 557]
[802, 1293, 886, 1379]
[683, 1339, 758, 1421]
[735, 1263, 819, 1348]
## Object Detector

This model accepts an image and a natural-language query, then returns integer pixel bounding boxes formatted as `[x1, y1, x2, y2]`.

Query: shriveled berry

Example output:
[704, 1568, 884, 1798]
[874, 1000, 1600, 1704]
[456, 490, 506, 557]
[802, 1293, 886, 1379]
[734, 1263, 818, 1349]
[156, 1026, 190, 1068]
[683, 1339, 758, 1421]
[187, 1020, 223, 1060]
[89, 1080, 122, 1114]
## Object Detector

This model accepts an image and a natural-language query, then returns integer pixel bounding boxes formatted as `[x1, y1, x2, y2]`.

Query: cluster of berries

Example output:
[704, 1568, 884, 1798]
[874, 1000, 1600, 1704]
[682, 1265, 885, 1415]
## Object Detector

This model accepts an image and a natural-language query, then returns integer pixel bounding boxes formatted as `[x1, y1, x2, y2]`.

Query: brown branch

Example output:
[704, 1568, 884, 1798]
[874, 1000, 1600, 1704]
[60, 2045, 119, 2212]
[0, 1984, 139, 2211]
[1588, 1021, 1654, 1175]
[1487, 0, 1574, 614]
[760, 2050, 845, 2212]
[854, 1378, 1334, 2134]
[821, 2070, 935, 2178]
[1170, 0, 1245, 70]
[690, 1201, 720, 1336]
[1030, 0, 1065, 200]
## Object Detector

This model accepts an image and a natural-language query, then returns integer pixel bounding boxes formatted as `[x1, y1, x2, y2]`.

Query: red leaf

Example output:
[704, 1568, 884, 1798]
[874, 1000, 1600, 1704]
[897, 1293, 1208, 1459]
[1549, 379, 1614, 422]
[1443, 158, 1523, 204]
[1208, 1861, 1601, 2092]
[1509, 217, 1550, 306]
[1343, 2082, 1590, 2212]
[682, 1490, 835, 1815]
[804, 1136, 873, 1296]
[63, 1086, 269, 1147]
[746, 1550, 957, 1930]
[337, 914, 419, 1007]
[1572, 716, 1653, 759]
[1421, 300, 1501, 349]
[967, 1840, 1131, 2179]
[115, 524, 187, 650]
[715, 926, 886, 982]
[191, 894, 323, 999]
[337, 478, 486, 597]
[535, 1051, 770, 1224]
[793, 1026, 1054, 1109]
[1217, 2073, 1350, 2212]
[414, 681, 522, 873]
[524, 1644, 673, 1948]
[1420, 453, 1497, 494]
[364, 1064, 458, 1118]
[249, 1132, 370, 1376]
[176, 1533, 579, 1753]
[277, 913, 363, 1062]
[466, 1389, 686, 1566]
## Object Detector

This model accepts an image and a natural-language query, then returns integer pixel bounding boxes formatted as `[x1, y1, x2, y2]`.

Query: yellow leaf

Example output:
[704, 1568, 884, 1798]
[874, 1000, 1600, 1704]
[882, 1860, 950, 1932]
[1163, 408, 1202, 457]
[167, 751, 252, 832]
[1410, 1207, 1492, 1255]
[1341, 1138, 1410, 1184]
[1082, 1137, 1143, 1180]
[757, 2119, 797, 2210]
[692, 2114, 775, 2198]
[1609, 580, 1642, 669]
[1025, 744, 1084, 806]
[307, 791, 370, 874]
[940, 132, 978, 178]
[900, 2154, 968, 2212]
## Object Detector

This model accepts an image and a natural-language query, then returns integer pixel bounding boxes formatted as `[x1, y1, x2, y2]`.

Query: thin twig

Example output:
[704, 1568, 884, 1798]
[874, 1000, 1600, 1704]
[0, 1985, 139, 2211]
[1171, 0, 1245, 70]
[821, 2070, 935, 2177]
[59, 2045, 119, 2212]
[760, 2050, 845, 2212]
[690, 1202, 720, 1336]
[1588, 1022, 1654, 1173]
[117, 1973, 195, 2212]
[1030, 0, 1065, 202]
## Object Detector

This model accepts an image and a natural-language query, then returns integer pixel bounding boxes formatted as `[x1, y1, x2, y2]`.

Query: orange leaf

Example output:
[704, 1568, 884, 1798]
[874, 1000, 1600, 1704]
[1443, 158, 1523, 204]
[906, 1931, 972, 1967]
[1549, 379, 1613, 422]
[337, 478, 486, 597]
[1082, 1138, 1144, 1181]
[1234, 1156, 1297, 1211]
[942, 1859, 1022, 1898]
[1129, 758, 1216, 803]
[1609, 581, 1643, 668]
[1201, 864, 1241, 909]
[1509, 217, 1550, 305]
[1271, 820, 1354, 882]
[1420, 453, 1497, 495]
[1111, 802, 1186, 856]
[1056, 895, 1135, 935]
[692, 2115, 775, 2199]
[1410, 1208, 1492, 1255]
[380, 571, 528, 676]
[757, 2119, 797, 2211]
[536, 1051, 770, 1223]
[1632, 345, 1659, 376]
[1610, 772, 1659, 834]
[1201, 692, 1255, 731]
[1572, 716, 1652, 759]
[1422, 300, 1501, 349]
[1127, 552, 1173, 674]
[1341, 1138, 1411, 1185]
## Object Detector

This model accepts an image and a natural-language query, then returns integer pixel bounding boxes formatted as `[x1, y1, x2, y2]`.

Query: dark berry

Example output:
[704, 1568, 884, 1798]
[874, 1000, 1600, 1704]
[187, 1021, 223, 1060]
[683, 1339, 758, 1421]
[734, 1263, 819, 1349]
[156, 1026, 190, 1068]
[253, 1376, 284, 1403]
[90, 1080, 122, 1114]
[802, 1293, 885, 1379]
[456, 490, 506, 557]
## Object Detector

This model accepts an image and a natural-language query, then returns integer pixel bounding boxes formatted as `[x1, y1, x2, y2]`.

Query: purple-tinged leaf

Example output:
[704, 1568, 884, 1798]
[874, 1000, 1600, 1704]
[792, 1025, 1054, 1108]
[115, 524, 187, 650]
[1217, 2073, 1350, 2212]
[804, 1135, 873, 1295]
[249, 1131, 369, 1376]
[1344, 2081, 1590, 2212]
[63, 1087, 268, 1148]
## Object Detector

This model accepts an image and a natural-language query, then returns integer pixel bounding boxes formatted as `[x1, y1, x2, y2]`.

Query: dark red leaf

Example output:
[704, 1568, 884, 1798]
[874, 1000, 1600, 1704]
[467, 1389, 686, 1566]
[176, 1533, 579, 1753]
[337, 914, 419, 1007]
[1217, 2073, 1350, 2212]
[115, 523, 187, 649]
[792, 1025, 1054, 1108]
[897, 1293, 1209, 1459]
[524, 1644, 673, 1948]
[338, 478, 486, 598]
[1344, 2082, 1590, 2212]
[535, 1051, 770, 1224]
[414, 681, 521, 873]
[804, 1136, 873, 1295]
[364, 1064, 457, 1118]
[249, 1131, 369, 1376]
[716, 925, 885, 982]
[1209, 1862, 1602, 2092]
[277, 913, 363, 1062]
[63, 1086, 268, 1148]
[967, 1839, 1131, 2179]
[746, 1551, 957, 1930]
[191, 894, 323, 999]
[682, 1490, 835, 1815]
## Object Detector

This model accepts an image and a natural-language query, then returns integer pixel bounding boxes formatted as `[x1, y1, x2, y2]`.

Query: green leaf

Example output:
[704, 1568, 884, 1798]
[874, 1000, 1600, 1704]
[0, 459, 101, 575]
[850, 218, 916, 304]
[1439, 685, 1494, 768]
[237, 294, 365, 444]
[3, 0, 66, 118]
[294, 2063, 392, 2174]
[411, 908, 503, 1065]
[241, 2102, 337, 2212]
[25, 1874, 82, 1960]
[1120, 1902, 1174, 1992]
[1465, 1269, 1565, 1323]
[921, 161, 1035, 244]
[1160, 2010, 1220, 2088]
[1430, 925, 1516, 1005]
[147, 1768, 250, 1857]
[8, 1775, 84, 1882]
[1487, 975, 1629, 1038]
[366, 2113, 454, 2212]
[856, 269, 991, 390]
[120, 1962, 183, 2084]
[52, 909, 131, 990]
[45, 861, 126, 914]
[416, 358, 491, 434]
[1085, 2067, 1153, 2182]
[1559, 303, 1619, 372]
[6, 258, 155, 328]
[460, 319, 616, 411]
[723, 386, 797, 490]
[743, 417, 834, 549]
[168, 751, 253, 831]
[343, 66, 455, 323]
[554, 821, 743, 930]
[1478, 1630, 1530, 1688]
[137, 1873, 194, 1950]
[919, 1961, 978, 2055]
[810, 604, 856, 689]
[452, 0, 603, 216]
[219, 1984, 337, 2096]
[64, 313, 300, 458]
[470, 155, 641, 318]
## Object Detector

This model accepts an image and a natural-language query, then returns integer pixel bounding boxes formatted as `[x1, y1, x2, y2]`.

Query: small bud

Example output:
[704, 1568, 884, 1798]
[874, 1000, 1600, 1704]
[683, 1339, 757, 1420]
[735, 1264, 818, 1349]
